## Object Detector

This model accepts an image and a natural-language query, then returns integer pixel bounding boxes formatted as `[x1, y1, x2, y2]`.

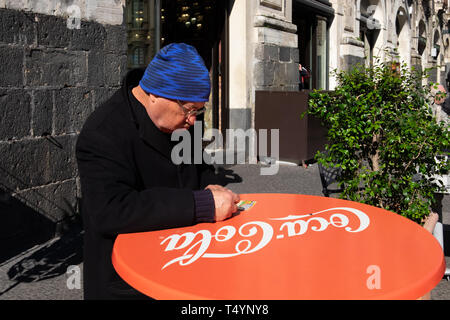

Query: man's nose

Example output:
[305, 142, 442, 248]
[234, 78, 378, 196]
[186, 114, 196, 125]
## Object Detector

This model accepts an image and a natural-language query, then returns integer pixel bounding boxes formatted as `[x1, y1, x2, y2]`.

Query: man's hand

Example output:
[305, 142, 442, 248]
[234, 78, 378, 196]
[205, 185, 240, 222]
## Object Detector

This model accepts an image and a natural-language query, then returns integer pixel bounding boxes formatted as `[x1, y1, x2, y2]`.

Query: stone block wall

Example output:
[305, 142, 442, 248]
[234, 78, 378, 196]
[0, 7, 127, 255]
[254, 43, 299, 91]
[251, 1, 299, 93]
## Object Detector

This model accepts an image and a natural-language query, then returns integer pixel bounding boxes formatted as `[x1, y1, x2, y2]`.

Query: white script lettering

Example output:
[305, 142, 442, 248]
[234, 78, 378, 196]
[159, 207, 370, 269]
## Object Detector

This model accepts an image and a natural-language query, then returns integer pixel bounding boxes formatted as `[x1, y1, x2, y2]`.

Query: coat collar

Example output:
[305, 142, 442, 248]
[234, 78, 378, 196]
[122, 69, 174, 160]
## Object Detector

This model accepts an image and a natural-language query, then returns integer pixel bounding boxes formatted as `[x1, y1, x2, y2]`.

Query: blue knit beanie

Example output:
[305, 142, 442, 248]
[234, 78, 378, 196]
[139, 43, 211, 102]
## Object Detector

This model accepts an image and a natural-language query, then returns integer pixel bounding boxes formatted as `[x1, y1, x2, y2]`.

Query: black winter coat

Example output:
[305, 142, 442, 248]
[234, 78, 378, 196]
[76, 69, 217, 299]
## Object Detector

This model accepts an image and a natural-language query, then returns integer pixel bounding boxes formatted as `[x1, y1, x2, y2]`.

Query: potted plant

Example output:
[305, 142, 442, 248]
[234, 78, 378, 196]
[307, 58, 449, 225]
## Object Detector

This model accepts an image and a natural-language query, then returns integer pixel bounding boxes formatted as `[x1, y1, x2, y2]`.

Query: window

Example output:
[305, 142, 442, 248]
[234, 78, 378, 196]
[133, 47, 145, 66]
[127, 0, 159, 69]
[418, 20, 427, 57]
[132, 0, 144, 29]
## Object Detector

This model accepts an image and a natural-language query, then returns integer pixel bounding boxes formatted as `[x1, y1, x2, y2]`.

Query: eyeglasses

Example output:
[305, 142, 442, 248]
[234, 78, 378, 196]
[176, 100, 206, 117]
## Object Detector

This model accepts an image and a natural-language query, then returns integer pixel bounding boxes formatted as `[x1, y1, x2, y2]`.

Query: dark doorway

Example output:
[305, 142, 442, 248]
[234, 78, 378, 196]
[126, 0, 231, 136]
[160, 0, 230, 136]
[0, 189, 55, 264]
[160, 0, 223, 69]
[293, 1, 334, 90]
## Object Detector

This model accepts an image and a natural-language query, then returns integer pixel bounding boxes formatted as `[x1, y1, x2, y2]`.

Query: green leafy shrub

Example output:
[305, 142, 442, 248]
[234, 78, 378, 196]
[308, 59, 449, 223]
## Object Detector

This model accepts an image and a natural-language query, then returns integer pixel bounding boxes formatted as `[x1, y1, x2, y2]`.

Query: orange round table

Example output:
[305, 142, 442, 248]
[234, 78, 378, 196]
[112, 193, 445, 300]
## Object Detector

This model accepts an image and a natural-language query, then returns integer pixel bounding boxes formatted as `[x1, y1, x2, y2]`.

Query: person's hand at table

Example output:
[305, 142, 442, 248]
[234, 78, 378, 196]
[205, 185, 240, 222]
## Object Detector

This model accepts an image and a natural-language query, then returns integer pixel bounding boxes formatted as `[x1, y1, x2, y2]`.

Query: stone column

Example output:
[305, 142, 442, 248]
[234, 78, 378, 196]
[253, 0, 299, 92]
[334, 0, 365, 72]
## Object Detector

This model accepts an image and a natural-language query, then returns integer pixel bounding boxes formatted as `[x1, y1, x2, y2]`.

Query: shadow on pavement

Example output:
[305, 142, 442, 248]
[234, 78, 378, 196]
[0, 189, 57, 265]
[0, 221, 83, 296]
[0, 165, 242, 297]
[214, 165, 243, 187]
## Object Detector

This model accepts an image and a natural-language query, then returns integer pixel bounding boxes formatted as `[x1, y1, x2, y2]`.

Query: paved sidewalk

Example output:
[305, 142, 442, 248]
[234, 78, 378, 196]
[0, 163, 449, 300]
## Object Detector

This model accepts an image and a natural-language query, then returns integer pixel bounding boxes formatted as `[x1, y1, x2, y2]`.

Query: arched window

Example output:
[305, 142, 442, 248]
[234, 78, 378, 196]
[418, 20, 427, 57]
[395, 7, 410, 65]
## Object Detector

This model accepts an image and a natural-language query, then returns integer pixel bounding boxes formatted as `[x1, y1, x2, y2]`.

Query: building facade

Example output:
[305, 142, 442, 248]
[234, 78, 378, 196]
[330, 0, 450, 88]
[124, 0, 450, 143]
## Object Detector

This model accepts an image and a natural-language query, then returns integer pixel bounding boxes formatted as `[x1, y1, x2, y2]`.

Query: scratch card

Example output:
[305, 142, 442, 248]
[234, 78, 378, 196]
[237, 200, 256, 211]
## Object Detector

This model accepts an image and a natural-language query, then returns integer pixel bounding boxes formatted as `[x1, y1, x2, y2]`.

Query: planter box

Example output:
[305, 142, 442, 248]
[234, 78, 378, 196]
[255, 90, 328, 164]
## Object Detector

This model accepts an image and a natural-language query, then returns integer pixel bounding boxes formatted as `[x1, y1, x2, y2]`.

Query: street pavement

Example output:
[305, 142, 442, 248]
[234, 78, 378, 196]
[0, 162, 449, 300]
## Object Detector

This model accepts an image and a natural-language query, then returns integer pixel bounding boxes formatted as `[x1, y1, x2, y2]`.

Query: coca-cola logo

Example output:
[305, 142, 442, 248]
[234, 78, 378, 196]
[160, 207, 370, 270]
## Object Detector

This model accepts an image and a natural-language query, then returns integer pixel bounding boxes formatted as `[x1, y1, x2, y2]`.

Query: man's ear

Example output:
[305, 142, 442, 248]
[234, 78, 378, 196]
[149, 93, 157, 104]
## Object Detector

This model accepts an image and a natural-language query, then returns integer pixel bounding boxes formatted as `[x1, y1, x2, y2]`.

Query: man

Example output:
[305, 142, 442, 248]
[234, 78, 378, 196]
[76, 43, 240, 300]
[298, 63, 310, 90]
